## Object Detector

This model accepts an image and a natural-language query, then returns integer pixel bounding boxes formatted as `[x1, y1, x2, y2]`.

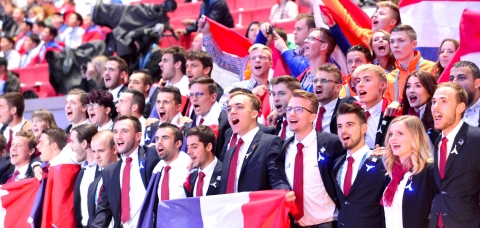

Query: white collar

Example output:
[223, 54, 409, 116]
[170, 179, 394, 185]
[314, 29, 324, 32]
[154, 151, 191, 173]
[366, 99, 383, 116]
[109, 84, 124, 97]
[347, 144, 370, 161]
[199, 157, 217, 174]
[442, 120, 465, 142]
[294, 128, 316, 149]
[122, 146, 139, 161]
[98, 119, 113, 131]
[239, 126, 260, 144]
[320, 98, 338, 111]
[72, 118, 91, 128]
[16, 163, 29, 178]
[7, 118, 26, 132]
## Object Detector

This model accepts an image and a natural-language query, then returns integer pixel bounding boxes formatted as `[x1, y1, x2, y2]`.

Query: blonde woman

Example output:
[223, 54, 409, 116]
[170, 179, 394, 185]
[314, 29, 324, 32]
[382, 115, 436, 228]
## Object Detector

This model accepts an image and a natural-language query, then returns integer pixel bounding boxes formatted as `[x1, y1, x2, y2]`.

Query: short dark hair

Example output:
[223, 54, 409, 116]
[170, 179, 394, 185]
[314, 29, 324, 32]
[229, 87, 253, 95]
[28, 34, 41, 46]
[34, 20, 46, 28]
[0, 57, 7, 69]
[114, 115, 142, 133]
[68, 88, 88, 106]
[0, 92, 25, 117]
[158, 122, 183, 144]
[0, 134, 5, 151]
[186, 51, 213, 77]
[319, 28, 336, 57]
[188, 77, 217, 95]
[347, 45, 373, 63]
[316, 64, 343, 84]
[275, 27, 288, 41]
[71, 12, 83, 26]
[131, 69, 153, 87]
[15, 130, 37, 150]
[229, 92, 261, 112]
[292, 89, 319, 114]
[72, 124, 98, 145]
[186, 125, 217, 155]
[1, 36, 15, 47]
[295, 14, 315, 29]
[23, 21, 33, 30]
[158, 86, 182, 105]
[337, 103, 367, 124]
[45, 26, 58, 38]
[123, 89, 146, 115]
[107, 56, 129, 74]
[86, 89, 115, 112]
[391, 24, 417, 42]
[163, 45, 187, 75]
[270, 76, 302, 91]
[42, 128, 68, 150]
[452, 61, 480, 79]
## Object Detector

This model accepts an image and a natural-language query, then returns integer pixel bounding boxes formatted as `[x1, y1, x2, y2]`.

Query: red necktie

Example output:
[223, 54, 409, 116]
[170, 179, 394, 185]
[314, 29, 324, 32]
[196, 171, 206, 197]
[365, 111, 371, 121]
[199, 118, 205, 125]
[408, 108, 419, 117]
[7, 170, 19, 183]
[67, 131, 72, 143]
[280, 119, 288, 140]
[228, 133, 238, 150]
[121, 157, 132, 223]
[315, 107, 326, 132]
[161, 166, 171, 201]
[226, 138, 244, 193]
[6, 129, 13, 152]
[186, 102, 192, 117]
[293, 143, 304, 221]
[97, 184, 103, 204]
[437, 137, 448, 227]
[343, 156, 355, 196]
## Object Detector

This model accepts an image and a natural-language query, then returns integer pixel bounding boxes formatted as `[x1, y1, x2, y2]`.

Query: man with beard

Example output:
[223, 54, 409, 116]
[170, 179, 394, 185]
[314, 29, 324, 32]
[159, 46, 190, 96]
[184, 125, 222, 197]
[276, 90, 343, 227]
[137, 123, 191, 227]
[103, 56, 128, 102]
[314, 64, 356, 134]
[333, 103, 387, 228]
[429, 82, 480, 227]
[449, 61, 480, 127]
[91, 115, 159, 228]
[270, 76, 301, 140]
[127, 70, 153, 118]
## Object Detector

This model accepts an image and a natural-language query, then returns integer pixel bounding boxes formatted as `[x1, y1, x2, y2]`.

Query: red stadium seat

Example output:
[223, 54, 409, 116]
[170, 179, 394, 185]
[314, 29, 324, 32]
[274, 20, 296, 33]
[169, 2, 202, 18]
[12, 64, 57, 97]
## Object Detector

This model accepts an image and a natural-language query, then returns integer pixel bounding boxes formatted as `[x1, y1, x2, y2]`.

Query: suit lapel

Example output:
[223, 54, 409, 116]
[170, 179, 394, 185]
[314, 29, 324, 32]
[316, 132, 329, 180]
[138, 146, 147, 188]
[332, 155, 346, 201]
[348, 156, 374, 195]
[189, 171, 199, 197]
[239, 131, 262, 175]
[278, 136, 295, 182]
[443, 123, 468, 177]
[433, 136, 442, 187]
[206, 161, 222, 195]
[112, 161, 122, 207]
[94, 164, 102, 178]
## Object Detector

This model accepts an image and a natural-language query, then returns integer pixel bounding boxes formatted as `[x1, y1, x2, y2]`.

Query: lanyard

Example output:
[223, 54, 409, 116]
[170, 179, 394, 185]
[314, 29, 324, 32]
[394, 58, 423, 102]
[139, 44, 157, 69]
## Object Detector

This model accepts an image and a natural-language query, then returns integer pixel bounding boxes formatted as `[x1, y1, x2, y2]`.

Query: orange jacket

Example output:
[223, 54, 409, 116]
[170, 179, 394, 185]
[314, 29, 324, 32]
[339, 74, 357, 97]
[322, 0, 372, 48]
[384, 51, 435, 102]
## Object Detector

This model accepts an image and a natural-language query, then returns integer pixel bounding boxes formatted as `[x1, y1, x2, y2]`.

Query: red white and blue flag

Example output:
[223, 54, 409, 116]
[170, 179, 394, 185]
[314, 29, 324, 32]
[438, 9, 480, 82]
[399, 0, 480, 62]
[0, 178, 42, 228]
[154, 190, 292, 228]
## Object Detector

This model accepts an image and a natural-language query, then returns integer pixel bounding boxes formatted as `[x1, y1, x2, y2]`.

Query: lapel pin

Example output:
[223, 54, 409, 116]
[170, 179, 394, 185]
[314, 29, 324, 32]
[366, 164, 375, 172]
[371, 157, 377, 162]
[382, 120, 387, 125]
[139, 161, 145, 169]
[320, 147, 326, 153]
[450, 145, 458, 155]
[405, 181, 413, 191]
[459, 138, 464, 145]
[377, 128, 383, 133]
[210, 182, 217, 188]
[427, 128, 432, 135]
[318, 153, 325, 161]
[216, 176, 221, 181]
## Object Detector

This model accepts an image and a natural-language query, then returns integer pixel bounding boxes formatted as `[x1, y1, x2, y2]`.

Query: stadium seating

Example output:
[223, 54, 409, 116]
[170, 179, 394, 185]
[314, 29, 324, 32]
[11, 64, 57, 98]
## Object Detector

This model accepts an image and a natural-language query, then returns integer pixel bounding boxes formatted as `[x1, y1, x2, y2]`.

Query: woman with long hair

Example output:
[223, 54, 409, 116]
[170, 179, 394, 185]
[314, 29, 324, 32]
[31, 109, 58, 139]
[401, 70, 439, 143]
[370, 30, 396, 73]
[433, 38, 460, 79]
[382, 115, 436, 228]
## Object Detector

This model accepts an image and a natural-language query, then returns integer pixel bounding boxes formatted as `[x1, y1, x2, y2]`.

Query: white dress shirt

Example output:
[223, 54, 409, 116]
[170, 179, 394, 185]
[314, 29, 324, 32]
[365, 100, 383, 149]
[0, 50, 21, 69]
[94, 177, 115, 228]
[119, 147, 146, 228]
[155, 152, 191, 200]
[285, 129, 336, 225]
[234, 126, 259, 192]
[168, 112, 183, 127]
[19, 45, 41, 67]
[12, 164, 29, 181]
[109, 85, 124, 102]
[139, 116, 146, 146]
[315, 98, 338, 133]
[98, 119, 114, 131]
[463, 98, 480, 127]
[438, 120, 464, 164]
[338, 144, 371, 193]
[60, 26, 85, 48]
[49, 146, 80, 166]
[278, 116, 294, 139]
[193, 157, 218, 197]
[195, 102, 221, 126]
[383, 172, 412, 228]
[4, 118, 27, 143]
[418, 104, 426, 120]
[166, 75, 190, 96]
[80, 160, 98, 226]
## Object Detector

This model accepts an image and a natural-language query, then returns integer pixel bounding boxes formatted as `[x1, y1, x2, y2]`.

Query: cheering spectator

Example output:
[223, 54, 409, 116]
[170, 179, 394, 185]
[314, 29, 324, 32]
[270, 76, 301, 139]
[64, 89, 90, 137]
[159, 46, 190, 96]
[245, 21, 260, 41]
[31, 109, 58, 139]
[0, 92, 32, 152]
[86, 90, 115, 131]
[0, 37, 21, 69]
[434, 38, 460, 79]
[19, 34, 41, 68]
[176, 0, 234, 36]
[450, 61, 480, 127]
[269, 0, 299, 24]
[370, 30, 396, 73]
[0, 57, 20, 94]
[340, 45, 373, 98]
[382, 115, 435, 228]
[127, 70, 153, 118]
[115, 89, 147, 145]
[0, 131, 38, 184]
[186, 51, 223, 100]
[129, 27, 162, 82]
[103, 56, 128, 102]
[59, 12, 85, 48]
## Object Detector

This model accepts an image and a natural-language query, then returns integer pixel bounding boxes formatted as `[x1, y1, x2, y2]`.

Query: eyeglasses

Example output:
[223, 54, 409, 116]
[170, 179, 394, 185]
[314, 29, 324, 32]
[306, 36, 325, 43]
[249, 55, 269, 61]
[285, 106, 314, 114]
[87, 103, 100, 108]
[313, 78, 339, 84]
[189, 92, 205, 99]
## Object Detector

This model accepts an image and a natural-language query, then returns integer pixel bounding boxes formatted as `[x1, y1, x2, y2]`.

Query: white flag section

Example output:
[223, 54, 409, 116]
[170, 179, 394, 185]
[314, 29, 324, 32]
[312, 0, 348, 74]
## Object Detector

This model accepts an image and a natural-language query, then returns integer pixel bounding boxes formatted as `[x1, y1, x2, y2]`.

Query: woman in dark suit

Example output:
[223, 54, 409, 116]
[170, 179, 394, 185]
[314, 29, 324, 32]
[382, 115, 436, 228]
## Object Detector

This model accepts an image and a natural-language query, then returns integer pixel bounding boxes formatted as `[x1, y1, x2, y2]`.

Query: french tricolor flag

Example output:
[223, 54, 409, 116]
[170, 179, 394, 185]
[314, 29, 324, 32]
[399, 0, 480, 62]
[155, 190, 292, 228]
[0, 178, 42, 228]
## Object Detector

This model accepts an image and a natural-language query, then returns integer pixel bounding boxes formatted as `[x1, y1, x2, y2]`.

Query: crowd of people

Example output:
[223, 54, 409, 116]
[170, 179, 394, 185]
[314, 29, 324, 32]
[0, 0, 479, 227]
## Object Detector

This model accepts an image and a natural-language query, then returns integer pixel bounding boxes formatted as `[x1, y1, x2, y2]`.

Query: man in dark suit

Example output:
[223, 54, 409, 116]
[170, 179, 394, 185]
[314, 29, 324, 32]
[271, 76, 301, 140]
[333, 103, 388, 228]
[137, 123, 191, 227]
[276, 90, 344, 227]
[0, 135, 10, 177]
[91, 115, 159, 228]
[355, 64, 393, 148]
[104, 56, 128, 103]
[220, 92, 290, 193]
[429, 82, 480, 228]
[87, 130, 119, 226]
[184, 125, 222, 197]
[71, 124, 100, 228]
[0, 131, 38, 183]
